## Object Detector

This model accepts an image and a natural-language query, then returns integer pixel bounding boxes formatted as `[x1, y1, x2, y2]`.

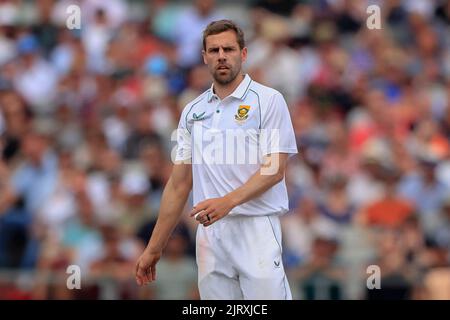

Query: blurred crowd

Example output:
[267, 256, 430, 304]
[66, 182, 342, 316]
[0, 0, 449, 300]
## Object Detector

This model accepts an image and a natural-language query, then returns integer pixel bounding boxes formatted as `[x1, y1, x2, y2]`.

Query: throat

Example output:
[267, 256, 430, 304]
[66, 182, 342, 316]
[213, 74, 245, 100]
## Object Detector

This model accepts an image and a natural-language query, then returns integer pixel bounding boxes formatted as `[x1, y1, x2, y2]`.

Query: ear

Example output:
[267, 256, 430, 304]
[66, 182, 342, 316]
[202, 50, 207, 65]
[241, 47, 247, 63]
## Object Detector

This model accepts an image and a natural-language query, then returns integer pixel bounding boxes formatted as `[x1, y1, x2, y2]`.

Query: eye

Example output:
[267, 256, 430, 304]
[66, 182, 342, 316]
[208, 48, 219, 53]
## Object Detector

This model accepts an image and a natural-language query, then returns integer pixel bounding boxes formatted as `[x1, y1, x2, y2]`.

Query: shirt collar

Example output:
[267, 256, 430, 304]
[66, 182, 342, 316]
[207, 74, 252, 102]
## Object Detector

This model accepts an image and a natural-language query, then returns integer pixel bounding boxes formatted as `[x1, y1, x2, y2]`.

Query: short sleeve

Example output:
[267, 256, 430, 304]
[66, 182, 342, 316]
[174, 109, 192, 162]
[260, 92, 298, 157]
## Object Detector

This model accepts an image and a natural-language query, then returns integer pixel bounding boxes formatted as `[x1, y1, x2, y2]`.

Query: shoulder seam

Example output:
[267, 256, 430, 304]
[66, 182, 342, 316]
[193, 89, 210, 104]
[248, 89, 261, 129]
[185, 94, 207, 133]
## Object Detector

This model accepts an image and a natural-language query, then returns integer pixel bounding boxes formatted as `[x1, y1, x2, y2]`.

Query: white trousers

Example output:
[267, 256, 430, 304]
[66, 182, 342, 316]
[196, 214, 292, 300]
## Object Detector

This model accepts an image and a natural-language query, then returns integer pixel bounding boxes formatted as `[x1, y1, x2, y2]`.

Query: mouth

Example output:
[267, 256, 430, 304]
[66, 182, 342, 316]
[217, 65, 230, 71]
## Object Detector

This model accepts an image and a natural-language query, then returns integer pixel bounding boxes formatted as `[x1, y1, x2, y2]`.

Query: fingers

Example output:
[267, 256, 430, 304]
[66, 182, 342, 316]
[197, 211, 219, 227]
[199, 213, 210, 225]
[202, 214, 216, 227]
[143, 267, 152, 284]
[194, 206, 214, 220]
[150, 264, 157, 281]
[190, 199, 229, 227]
[194, 209, 215, 225]
[135, 261, 142, 285]
[135, 259, 140, 276]
[136, 263, 146, 285]
[135, 259, 156, 286]
[190, 199, 216, 216]
[137, 266, 149, 285]
[190, 203, 206, 217]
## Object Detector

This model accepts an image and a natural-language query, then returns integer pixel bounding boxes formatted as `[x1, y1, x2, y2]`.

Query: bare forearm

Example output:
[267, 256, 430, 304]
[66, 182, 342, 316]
[225, 168, 284, 208]
[225, 153, 288, 208]
[147, 178, 191, 252]
[189, 154, 288, 226]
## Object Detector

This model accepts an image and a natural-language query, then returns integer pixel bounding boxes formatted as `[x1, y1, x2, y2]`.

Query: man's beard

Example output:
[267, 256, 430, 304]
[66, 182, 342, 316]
[213, 66, 240, 85]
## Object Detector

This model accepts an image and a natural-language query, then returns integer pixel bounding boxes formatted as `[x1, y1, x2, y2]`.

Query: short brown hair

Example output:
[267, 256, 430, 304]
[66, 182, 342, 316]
[202, 19, 245, 50]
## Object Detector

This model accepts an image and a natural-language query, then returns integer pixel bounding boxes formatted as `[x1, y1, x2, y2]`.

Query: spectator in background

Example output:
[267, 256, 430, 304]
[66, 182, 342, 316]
[316, 174, 356, 227]
[13, 34, 59, 114]
[177, 64, 211, 109]
[139, 142, 172, 216]
[431, 197, 450, 252]
[32, 0, 59, 57]
[0, 126, 58, 268]
[81, 0, 127, 30]
[366, 229, 413, 300]
[346, 140, 391, 208]
[114, 170, 153, 238]
[82, 7, 114, 74]
[398, 154, 449, 233]
[421, 243, 450, 300]
[89, 225, 136, 300]
[290, 236, 345, 300]
[72, 128, 109, 172]
[0, 90, 32, 163]
[144, 225, 198, 300]
[320, 121, 359, 179]
[357, 166, 414, 229]
[59, 168, 103, 273]
[123, 106, 162, 160]
[282, 196, 337, 268]
[251, 0, 299, 17]
[174, 0, 222, 69]
[0, 0, 448, 300]
[34, 149, 78, 242]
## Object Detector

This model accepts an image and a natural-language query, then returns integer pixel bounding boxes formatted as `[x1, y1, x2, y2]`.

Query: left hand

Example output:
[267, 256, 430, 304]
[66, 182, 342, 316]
[189, 196, 235, 227]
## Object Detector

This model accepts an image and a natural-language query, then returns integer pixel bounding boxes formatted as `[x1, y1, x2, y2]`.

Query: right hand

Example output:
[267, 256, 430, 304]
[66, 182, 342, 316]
[135, 248, 161, 286]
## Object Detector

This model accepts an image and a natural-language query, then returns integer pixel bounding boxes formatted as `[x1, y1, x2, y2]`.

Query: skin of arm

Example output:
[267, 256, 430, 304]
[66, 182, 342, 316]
[0, 161, 18, 215]
[0, 187, 17, 216]
[135, 162, 192, 285]
[190, 153, 289, 226]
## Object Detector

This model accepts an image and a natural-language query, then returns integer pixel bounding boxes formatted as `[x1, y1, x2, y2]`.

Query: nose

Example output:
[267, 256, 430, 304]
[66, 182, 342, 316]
[218, 48, 226, 61]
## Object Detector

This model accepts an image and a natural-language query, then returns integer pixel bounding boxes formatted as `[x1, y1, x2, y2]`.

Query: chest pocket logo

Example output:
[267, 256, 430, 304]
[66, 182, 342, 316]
[234, 105, 250, 124]
[192, 111, 206, 121]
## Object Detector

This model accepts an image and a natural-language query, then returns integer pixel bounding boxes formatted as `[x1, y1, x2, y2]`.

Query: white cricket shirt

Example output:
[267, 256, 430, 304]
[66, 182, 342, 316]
[175, 74, 298, 216]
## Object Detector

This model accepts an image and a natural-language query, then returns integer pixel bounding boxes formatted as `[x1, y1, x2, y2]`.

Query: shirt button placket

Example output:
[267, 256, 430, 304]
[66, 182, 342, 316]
[212, 100, 222, 130]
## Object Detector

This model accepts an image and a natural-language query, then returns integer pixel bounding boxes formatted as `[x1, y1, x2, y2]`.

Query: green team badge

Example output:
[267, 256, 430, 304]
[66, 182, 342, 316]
[234, 105, 250, 123]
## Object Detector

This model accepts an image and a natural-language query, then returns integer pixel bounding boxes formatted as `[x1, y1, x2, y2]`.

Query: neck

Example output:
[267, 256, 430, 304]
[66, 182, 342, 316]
[213, 73, 245, 100]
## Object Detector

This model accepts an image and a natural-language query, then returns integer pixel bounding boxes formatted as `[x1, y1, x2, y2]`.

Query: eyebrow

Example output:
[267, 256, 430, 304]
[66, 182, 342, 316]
[207, 45, 237, 51]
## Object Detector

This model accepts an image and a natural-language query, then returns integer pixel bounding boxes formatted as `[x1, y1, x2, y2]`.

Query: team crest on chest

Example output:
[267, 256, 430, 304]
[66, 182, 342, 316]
[234, 105, 251, 124]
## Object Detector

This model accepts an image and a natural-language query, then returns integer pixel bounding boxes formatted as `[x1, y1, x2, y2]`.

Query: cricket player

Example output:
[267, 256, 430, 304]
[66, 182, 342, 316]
[135, 19, 298, 299]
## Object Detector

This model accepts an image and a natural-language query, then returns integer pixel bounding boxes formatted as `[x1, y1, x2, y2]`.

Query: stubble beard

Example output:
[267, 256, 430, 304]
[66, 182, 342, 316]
[213, 65, 240, 85]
